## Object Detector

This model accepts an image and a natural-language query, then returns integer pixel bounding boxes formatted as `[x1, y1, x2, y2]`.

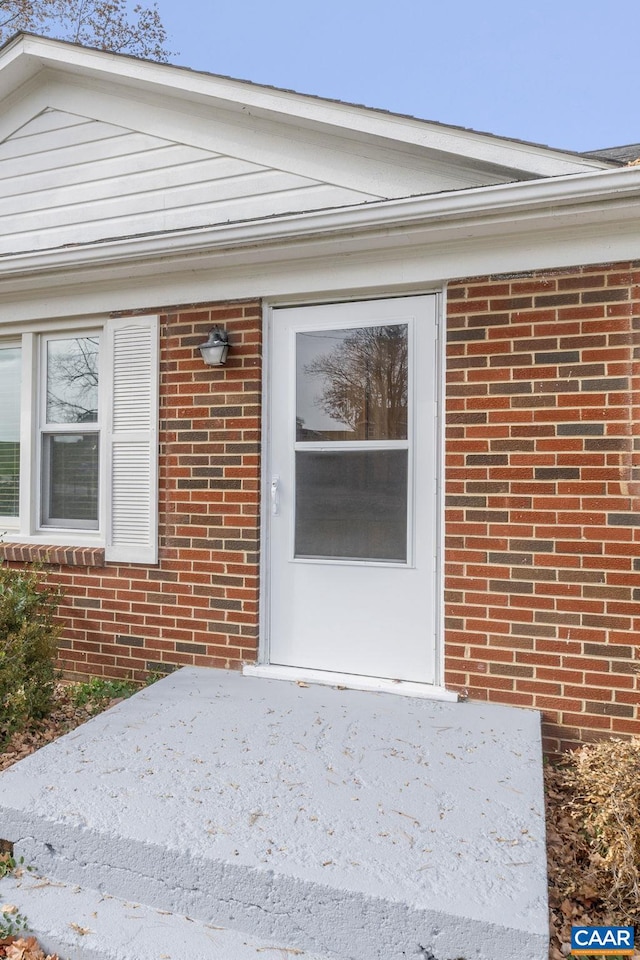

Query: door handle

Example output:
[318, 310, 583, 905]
[271, 476, 280, 516]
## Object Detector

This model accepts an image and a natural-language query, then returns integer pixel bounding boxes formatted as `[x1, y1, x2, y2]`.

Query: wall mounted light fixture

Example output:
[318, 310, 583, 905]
[199, 327, 230, 366]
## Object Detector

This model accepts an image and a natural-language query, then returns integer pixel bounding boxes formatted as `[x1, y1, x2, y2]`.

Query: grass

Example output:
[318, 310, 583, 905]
[66, 671, 165, 714]
[67, 676, 141, 712]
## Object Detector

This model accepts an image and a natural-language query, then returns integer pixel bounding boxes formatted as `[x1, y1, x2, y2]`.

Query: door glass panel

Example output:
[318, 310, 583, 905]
[296, 324, 408, 441]
[295, 450, 408, 562]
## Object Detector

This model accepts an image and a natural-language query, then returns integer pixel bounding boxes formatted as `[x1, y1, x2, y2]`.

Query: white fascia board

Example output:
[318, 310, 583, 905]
[2, 170, 640, 326]
[2, 35, 612, 179]
[0, 38, 45, 100]
[3, 213, 640, 328]
[0, 165, 638, 281]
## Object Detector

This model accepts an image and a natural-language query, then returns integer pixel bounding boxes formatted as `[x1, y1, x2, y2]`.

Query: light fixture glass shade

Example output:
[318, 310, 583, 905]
[199, 327, 229, 366]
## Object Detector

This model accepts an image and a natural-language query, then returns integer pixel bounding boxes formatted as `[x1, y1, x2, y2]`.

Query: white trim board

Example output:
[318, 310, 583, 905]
[2, 207, 640, 326]
[243, 664, 459, 702]
[0, 164, 638, 277]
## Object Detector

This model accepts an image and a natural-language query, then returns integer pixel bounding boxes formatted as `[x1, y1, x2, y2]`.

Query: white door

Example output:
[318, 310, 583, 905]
[267, 296, 439, 683]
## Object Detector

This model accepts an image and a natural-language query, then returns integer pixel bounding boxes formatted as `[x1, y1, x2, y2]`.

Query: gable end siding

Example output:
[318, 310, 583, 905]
[0, 108, 377, 256]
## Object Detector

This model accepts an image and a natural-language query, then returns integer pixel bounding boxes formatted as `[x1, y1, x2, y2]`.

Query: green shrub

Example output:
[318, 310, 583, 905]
[0, 560, 62, 743]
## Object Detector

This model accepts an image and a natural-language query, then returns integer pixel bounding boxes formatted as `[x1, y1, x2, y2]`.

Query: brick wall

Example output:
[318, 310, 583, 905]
[5, 267, 640, 752]
[2, 300, 262, 681]
[445, 262, 640, 753]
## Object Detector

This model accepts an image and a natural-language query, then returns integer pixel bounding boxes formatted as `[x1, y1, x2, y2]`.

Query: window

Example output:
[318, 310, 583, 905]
[41, 335, 101, 529]
[0, 343, 21, 519]
[0, 316, 159, 563]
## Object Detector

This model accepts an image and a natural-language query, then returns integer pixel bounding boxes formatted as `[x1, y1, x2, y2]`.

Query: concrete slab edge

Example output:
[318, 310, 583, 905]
[6, 818, 548, 960]
[0, 873, 337, 960]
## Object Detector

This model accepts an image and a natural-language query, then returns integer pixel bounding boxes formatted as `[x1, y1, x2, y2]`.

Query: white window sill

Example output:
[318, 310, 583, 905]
[0, 532, 103, 548]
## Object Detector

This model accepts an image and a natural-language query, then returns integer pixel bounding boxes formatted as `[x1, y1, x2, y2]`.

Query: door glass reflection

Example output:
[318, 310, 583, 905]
[296, 324, 408, 441]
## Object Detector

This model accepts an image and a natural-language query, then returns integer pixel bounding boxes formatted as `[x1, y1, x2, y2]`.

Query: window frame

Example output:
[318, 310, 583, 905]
[0, 314, 159, 561]
[38, 330, 103, 532]
[0, 337, 23, 525]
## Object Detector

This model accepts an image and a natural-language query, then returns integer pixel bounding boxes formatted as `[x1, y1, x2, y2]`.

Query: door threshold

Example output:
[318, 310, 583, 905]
[242, 664, 458, 702]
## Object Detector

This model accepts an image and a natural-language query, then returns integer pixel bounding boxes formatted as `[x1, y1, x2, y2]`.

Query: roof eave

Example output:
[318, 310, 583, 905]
[0, 165, 638, 280]
[0, 33, 615, 180]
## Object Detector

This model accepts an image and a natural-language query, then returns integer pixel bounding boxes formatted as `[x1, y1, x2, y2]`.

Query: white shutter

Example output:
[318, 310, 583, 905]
[104, 316, 159, 563]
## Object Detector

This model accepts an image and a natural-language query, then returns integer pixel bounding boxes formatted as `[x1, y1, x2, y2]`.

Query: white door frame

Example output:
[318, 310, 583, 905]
[249, 290, 450, 700]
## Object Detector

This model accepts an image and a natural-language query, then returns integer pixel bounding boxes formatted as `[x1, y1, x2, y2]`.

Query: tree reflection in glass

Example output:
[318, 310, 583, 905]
[296, 324, 408, 441]
[294, 323, 409, 562]
[46, 337, 99, 424]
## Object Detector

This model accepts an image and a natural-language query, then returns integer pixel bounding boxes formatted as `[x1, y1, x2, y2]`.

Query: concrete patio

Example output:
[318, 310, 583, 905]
[0, 667, 548, 960]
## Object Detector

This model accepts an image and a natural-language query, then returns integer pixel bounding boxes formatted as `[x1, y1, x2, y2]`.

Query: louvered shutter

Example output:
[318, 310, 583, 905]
[105, 316, 159, 563]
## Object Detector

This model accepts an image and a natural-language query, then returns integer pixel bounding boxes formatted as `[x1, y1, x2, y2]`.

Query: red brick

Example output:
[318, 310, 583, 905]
[446, 262, 640, 750]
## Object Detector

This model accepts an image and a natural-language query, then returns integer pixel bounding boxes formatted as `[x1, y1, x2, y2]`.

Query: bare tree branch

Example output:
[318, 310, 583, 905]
[0, 0, 173, 61]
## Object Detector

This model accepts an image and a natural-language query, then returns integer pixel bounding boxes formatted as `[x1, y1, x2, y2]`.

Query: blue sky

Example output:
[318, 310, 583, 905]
[158, 0, 639, 154]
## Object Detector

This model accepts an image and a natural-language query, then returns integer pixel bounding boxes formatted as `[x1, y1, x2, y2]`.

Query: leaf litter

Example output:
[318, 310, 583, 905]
[546, 738, 640, 959]
[0, 937, 59, 959]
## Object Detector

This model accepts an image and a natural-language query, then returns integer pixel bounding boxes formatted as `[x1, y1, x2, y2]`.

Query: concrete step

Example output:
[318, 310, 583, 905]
[0, 667, 549, 960]
[0, 872, 337, 960]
